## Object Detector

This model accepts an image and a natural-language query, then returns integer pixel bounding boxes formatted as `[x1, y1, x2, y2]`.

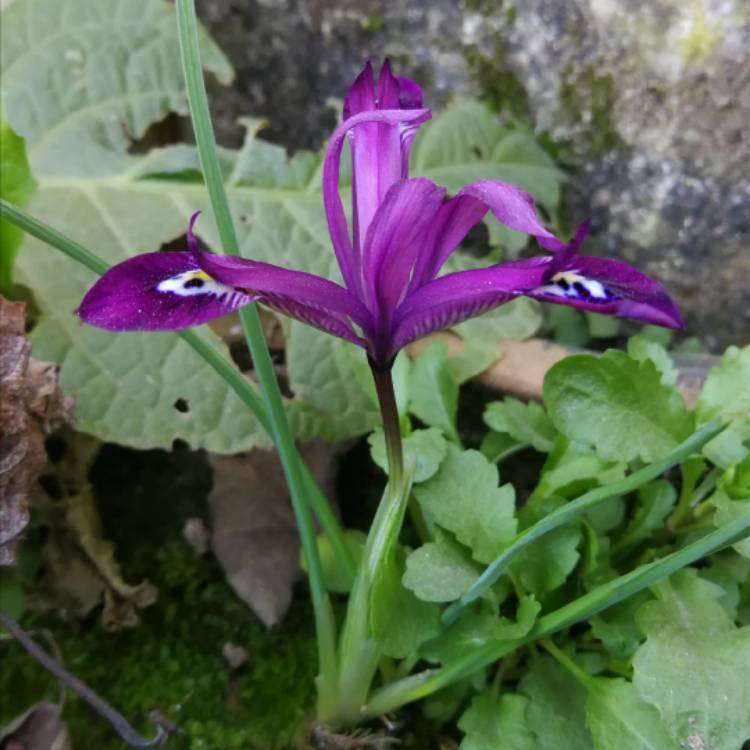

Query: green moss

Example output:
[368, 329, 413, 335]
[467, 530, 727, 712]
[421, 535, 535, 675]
[464, 40, 529, 121]
[0, 540, 317, 749]
[559, 66, 627, 156]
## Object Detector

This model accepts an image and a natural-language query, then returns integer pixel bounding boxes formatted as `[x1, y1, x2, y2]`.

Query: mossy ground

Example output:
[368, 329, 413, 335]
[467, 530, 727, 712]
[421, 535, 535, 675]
[1, 444, 319, 750]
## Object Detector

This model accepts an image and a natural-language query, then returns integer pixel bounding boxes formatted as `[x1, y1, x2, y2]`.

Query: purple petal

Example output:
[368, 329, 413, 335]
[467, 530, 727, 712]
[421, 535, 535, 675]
[409, 180, 566, 291]
[323, 107, 432, 295]
[343, 61, 376, 119]
[78, 252, 254, 331]
[392, 257, 549, 355]
[362, 178, 445, 318]
[192, 251, 372, 345]
[527, 255, 684, 328]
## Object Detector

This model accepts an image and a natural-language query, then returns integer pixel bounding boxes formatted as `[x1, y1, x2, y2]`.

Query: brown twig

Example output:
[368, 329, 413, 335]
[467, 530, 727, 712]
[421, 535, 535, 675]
[0, 608, 176, 748]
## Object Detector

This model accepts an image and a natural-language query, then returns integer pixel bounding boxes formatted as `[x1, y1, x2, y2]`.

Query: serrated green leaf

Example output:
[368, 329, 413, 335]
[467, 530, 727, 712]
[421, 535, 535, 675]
[414, 444, 517, 564]
[480, 430, 524, 463]
[422, 596, 540, 665]
[512, 522, 581, 597]
[484, 397, 556, 453]
[368, 427, 447, 484]
[453, 297, 543, 345]
[529, 436, 626, 504]
[403, 532, 483, 603]
[543, 352, 693, 463]
[408, 341, 460, 442]
[702, 419, 750, 469]
[369, 546, 440, 659]
[590, 591, 651, 659]
[611, 480, 677, 557]
[287, 325, 379, 440]
[458, 693, 535, 750]
[710, 489, 750, 558]
[519, 656, 593, 750]
[627, 335, 678, 386]
[696, 345, 750, 425]
[586, 678, 680, 750]
[633, 569, 750, 750]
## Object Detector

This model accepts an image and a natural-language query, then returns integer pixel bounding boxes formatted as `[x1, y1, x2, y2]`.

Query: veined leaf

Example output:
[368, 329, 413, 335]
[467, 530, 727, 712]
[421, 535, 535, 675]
[3, 0, 562, 450]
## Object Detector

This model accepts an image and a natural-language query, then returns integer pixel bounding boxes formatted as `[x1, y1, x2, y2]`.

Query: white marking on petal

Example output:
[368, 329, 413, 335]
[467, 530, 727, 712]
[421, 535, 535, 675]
[538, 270, 617, 303]
[157, 270, 240, 300]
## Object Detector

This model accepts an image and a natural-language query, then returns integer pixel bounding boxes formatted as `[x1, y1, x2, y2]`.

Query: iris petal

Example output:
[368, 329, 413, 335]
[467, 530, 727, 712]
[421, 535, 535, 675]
[409, 180, 567, 292]
[78, 252, 253, 331]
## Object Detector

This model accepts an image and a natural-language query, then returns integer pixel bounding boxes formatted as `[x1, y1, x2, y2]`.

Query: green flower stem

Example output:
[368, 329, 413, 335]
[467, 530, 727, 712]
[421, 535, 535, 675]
[363, 511, 750, 717]
[0, 196, 352, 685]
[325, 367, 412, 725]
[441, 418, 725, 626]
[371, 365, 404, 488]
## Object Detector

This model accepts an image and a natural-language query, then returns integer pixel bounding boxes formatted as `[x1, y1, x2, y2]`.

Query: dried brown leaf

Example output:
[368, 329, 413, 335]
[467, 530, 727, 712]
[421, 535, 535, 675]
[31, 432, 157, 630]
[209, 440, 340, 627]
[0, 298, 72, 566]
[0, 701, 72, 750]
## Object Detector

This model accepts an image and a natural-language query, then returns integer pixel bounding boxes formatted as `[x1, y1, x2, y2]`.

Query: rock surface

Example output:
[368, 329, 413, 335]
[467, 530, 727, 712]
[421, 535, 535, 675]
[198, 0, 749, 349]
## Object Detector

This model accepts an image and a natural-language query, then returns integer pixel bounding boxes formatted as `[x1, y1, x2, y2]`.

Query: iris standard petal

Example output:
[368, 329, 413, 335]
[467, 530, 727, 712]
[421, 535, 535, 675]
[409, 180, 567, 292]
[343, 61, 376, 119]
[363, 178, 445, 318]
[78, 252, 254, 331]
[322, 107, 432, 295]
[527, 255, 684, 329]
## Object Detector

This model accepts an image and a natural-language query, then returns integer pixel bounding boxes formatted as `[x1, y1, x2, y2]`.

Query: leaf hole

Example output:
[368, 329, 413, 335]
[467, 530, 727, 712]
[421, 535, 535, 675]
[173, 398, 190, 414]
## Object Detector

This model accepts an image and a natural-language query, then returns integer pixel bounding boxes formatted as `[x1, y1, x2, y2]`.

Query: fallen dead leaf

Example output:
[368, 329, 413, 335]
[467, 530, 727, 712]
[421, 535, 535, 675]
[209, 440, 340, 627]
[0, 297, 72, 566]
[0, 701, 72, 750]
[31, 431, 157, 630]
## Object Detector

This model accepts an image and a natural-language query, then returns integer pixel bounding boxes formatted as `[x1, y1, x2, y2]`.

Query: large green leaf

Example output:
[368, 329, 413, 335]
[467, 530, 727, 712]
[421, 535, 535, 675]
[633, 570, 750, 750]
[544, 352, 693, 463]
[2, 0, 562, 450]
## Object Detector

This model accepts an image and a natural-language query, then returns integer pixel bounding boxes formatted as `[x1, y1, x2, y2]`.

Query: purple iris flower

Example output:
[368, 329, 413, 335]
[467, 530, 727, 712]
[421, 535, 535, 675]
[78, 60, 682, 368]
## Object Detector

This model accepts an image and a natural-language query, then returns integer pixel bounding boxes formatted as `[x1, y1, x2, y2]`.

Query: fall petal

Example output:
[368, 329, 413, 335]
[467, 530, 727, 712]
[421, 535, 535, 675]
[392, 257, 550, 355]
[527, 255, 684, 328]
[78, 252, 254, 331]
